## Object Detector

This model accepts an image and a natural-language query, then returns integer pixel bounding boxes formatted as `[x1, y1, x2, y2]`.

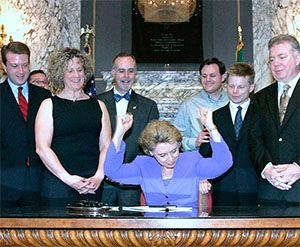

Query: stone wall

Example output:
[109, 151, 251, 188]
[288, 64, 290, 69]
[3, 0, 300, 120]
[252, 0, 300, 91]
[102, 71, 202, 121]
[1, 0, 80, 71]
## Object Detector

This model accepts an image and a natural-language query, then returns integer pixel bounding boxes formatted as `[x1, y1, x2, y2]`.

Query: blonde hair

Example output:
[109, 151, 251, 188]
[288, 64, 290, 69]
[227, 62, 255, 85]
[48, 48, 93, 95]
[139, 120, 182, 155]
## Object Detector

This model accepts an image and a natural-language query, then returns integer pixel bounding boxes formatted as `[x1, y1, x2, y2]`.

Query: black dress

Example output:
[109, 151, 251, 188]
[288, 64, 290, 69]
[40, 96, 103, 206]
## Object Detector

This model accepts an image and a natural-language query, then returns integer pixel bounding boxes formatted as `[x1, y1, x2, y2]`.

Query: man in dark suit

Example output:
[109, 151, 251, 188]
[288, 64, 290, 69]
[97, 52, 159, 206]
[200, 63, 258, 206]
[248, 34, 300, 206]
[0, 42, 51, 207]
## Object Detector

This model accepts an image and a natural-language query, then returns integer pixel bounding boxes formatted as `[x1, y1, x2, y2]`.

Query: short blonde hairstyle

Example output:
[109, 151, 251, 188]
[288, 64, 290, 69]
[227, 62, 255, 85]
[48, 48, 93, 95]
[138, 120, 182, 155]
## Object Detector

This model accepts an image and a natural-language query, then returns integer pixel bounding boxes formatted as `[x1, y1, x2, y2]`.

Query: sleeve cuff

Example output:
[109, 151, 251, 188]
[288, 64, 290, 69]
[261, 162, 273, 179]
[182, 137, 197, 151]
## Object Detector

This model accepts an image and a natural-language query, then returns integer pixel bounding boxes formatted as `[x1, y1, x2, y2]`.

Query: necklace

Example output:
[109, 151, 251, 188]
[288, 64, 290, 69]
[60, 91, 86, 102]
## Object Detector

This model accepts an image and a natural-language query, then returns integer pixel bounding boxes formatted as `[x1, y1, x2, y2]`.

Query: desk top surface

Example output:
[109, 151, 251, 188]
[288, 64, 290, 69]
[1, 205, 300, 229]
[1, 204, 299, 218]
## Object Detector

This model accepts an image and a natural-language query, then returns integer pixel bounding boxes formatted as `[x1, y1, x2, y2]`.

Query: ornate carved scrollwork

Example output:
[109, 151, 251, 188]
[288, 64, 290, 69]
[1, 229, 299, 246]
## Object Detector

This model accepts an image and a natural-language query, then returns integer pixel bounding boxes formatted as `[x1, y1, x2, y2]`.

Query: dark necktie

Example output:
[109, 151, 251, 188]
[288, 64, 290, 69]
[18, 87, 28, 121]
[114, 91, 131, 102]
[279, 84, 290, 124]
[234, 106, 243, 139]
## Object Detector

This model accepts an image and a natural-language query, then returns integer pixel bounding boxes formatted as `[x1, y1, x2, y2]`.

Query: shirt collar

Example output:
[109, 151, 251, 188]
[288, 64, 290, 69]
[229, 98, 250, 111]
[278, 71, 300, 92]
[7, 78, 29, 95]
[201, 87, 226, 102]
[113, 87, 132, 96]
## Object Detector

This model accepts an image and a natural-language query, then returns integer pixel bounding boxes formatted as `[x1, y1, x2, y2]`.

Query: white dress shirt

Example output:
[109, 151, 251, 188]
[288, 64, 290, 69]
[8, 79, 29, 102]
[114, 88, 131, 116]
[229, 98, 251, 124]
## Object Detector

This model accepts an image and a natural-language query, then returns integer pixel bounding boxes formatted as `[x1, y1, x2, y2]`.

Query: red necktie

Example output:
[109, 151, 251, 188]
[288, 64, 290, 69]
[18, 87, 28, 121]
[18, 87, 30, 166]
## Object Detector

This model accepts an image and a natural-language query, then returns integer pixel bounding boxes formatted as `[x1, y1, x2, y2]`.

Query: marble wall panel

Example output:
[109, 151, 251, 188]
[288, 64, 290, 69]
[253, 0, 300, 91]
[3, 0, 299, 121]
[3, 0, 80, 71]
[102, 71, 202, 121]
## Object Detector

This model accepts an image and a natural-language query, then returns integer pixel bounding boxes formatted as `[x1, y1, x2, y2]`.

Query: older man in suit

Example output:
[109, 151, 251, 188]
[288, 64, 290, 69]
[97, 52, 159, 206]
[249, 34, 300, 206]
[0, 42, 51, 207]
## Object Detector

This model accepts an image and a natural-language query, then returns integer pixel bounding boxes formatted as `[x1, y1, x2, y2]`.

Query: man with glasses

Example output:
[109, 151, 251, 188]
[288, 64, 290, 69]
[28, 69, 49, 90]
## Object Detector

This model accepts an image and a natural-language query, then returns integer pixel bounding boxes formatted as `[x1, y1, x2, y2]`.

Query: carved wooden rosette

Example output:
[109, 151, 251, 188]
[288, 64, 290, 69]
[1, 229, 300, 247]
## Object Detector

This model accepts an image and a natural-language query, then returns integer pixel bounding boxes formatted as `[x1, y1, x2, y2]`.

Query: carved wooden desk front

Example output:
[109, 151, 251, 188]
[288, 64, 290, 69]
[1, 206, 299, 246]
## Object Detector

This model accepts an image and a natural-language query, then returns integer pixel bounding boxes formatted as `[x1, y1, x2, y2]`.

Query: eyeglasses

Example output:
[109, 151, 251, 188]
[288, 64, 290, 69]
[30, 80, 48, 85]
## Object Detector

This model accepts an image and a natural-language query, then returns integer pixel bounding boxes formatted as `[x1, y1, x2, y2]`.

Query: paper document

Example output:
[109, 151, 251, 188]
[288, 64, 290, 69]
[121, 206, 193, 212]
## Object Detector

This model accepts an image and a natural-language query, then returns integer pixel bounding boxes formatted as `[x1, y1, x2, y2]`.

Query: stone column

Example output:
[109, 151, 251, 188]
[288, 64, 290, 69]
[253, 0, 300, 91]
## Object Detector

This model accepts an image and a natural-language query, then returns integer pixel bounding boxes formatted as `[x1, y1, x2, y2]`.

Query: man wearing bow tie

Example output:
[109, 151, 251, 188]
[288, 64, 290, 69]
[96, 52, 159, 206]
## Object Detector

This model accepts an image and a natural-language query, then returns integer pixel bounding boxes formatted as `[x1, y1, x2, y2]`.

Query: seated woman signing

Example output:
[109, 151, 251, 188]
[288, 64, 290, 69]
[104, 109, 232, 207]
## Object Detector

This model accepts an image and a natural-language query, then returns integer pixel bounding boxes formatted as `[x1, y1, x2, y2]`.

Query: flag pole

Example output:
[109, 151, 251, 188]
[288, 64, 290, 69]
[235, 0, 244, 62]
[237, 0, 241, 25]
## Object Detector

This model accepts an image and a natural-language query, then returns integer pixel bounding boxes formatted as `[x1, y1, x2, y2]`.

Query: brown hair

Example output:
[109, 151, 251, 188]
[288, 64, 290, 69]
[47, 48, 93, 94]
[199, 57, 226, 75]
[138, 120, 182, 155]
[112, 52, 136, 67]
[1, 41, 30, 66]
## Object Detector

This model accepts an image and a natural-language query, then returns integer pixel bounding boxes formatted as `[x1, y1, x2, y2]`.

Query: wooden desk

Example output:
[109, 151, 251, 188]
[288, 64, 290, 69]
[1, 217, 300, 246]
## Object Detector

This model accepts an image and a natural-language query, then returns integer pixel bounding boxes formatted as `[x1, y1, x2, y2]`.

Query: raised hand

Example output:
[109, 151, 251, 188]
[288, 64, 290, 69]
[198, 108, 215, 130]
[113, 113, 134, 151]
[195, 128, 210, 147]
[197, 108, 221, 143]
[115, 113, 134, 136]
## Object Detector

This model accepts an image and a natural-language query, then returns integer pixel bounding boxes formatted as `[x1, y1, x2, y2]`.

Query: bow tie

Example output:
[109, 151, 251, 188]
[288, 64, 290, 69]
[114, 91, 131, 102]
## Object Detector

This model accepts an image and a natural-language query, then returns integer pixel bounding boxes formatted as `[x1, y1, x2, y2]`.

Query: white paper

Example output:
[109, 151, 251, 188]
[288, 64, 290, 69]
[121, 206, 193, 212]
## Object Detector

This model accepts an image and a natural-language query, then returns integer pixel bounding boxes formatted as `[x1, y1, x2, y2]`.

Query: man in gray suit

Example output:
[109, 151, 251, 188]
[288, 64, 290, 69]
[249, 34, 300, 205]
[97, 52, 159, 206]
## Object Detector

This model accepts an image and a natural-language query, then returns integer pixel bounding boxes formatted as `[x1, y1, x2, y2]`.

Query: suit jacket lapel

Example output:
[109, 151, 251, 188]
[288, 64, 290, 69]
[280, 79, 300, 127]
[28, 84, 38, 123]
[2, 81, 25, 121]
[127, 90, 139, 115]
[222, 104, 237, 142]
[103, 89, 117, 131]
[267, 83, 280, 126]
[238, 101, 253, 140]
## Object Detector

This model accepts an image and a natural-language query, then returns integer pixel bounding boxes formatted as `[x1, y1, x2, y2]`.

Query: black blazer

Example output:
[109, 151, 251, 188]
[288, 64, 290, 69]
[96, 89, 159, 162]
[248, 80, 300, 203]
[0, 80, 51, 201]
[200, 102, 257, 194]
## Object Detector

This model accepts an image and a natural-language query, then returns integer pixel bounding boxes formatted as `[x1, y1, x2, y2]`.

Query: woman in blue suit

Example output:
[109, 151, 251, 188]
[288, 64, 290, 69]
[104, 110, 232, 208]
